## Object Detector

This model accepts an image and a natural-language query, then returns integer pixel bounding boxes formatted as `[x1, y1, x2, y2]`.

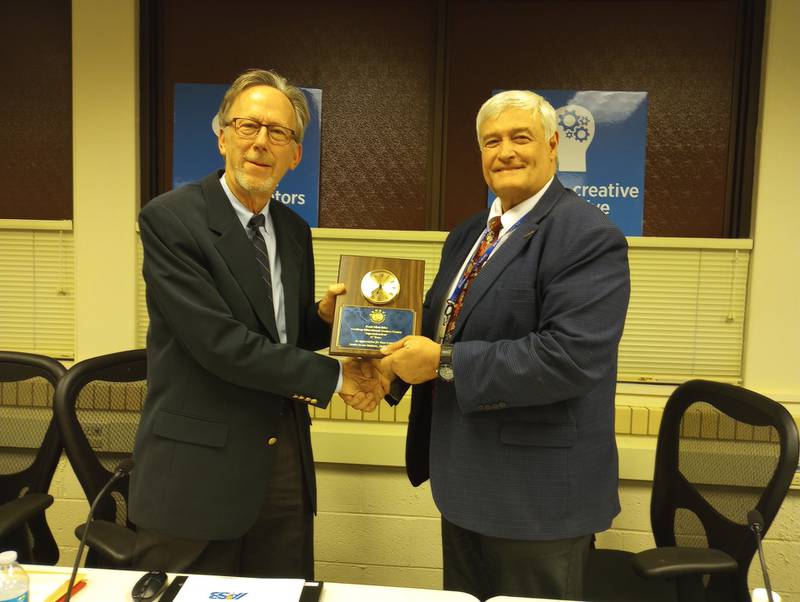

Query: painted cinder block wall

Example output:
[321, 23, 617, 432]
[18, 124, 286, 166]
[46, 460, 800, 597]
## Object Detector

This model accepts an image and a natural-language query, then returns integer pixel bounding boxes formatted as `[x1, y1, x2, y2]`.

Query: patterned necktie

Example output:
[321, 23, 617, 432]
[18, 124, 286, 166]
[247, 213, 274, 310]
[444, 215, 503, 339]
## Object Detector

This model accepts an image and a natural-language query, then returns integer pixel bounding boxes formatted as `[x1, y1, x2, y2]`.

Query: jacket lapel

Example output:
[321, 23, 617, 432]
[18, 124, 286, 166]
[271, 203, 303, 346]
[438, 218, 487, 299]
[205, 172, 280, 341]
[452, 178, 566, 340]
[424, 217, 487, 338]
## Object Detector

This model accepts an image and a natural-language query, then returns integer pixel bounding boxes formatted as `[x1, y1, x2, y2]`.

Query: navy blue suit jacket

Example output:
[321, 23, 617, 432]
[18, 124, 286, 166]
[130, 172, 339, 540]
[404, 178, 630, 540]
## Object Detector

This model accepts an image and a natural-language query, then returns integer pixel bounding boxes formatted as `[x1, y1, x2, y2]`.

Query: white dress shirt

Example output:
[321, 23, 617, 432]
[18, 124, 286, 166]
[436, 177, 554, 342]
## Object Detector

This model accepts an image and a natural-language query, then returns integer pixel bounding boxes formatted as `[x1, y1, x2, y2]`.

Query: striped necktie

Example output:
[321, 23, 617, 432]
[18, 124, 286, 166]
[444, 215, 503, 339]
[247, 213, 274, 310]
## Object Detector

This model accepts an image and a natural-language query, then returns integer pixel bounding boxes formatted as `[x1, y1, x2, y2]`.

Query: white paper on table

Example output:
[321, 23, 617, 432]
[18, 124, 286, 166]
[172, 575, 305, 602]
[26, 571, 76, 602]
[25, 569, 87, 602]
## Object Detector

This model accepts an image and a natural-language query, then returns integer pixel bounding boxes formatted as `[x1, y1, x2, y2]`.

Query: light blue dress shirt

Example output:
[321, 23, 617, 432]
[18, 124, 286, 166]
[220, 173, 343, 393]
[221, 174, 288, 344]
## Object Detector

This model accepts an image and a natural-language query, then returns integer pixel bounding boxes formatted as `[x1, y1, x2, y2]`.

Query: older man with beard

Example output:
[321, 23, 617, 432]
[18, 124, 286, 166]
[130, 69, 385, 577]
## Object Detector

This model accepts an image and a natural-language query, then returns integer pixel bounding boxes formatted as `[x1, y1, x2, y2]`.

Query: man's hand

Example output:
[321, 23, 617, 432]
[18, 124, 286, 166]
[318, 283, 346, 325]
[373, 356, 396, 385]
[381, 336, 440, 384]
[338, 358, 390, 412]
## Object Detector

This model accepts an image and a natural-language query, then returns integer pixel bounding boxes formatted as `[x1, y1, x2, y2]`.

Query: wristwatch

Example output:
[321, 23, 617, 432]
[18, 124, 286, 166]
[437, 343, 454, 382]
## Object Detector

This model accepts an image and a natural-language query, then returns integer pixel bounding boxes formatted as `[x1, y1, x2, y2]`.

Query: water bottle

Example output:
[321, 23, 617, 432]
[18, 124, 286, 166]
[0, 551, 28, 602]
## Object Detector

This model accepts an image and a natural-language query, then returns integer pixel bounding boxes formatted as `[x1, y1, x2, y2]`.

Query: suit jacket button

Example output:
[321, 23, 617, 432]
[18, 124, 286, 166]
[267, 437, 278, 446]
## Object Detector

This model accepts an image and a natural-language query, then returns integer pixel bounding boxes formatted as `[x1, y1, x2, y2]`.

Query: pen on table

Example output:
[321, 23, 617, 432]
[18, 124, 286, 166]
[55, 578, 87, 602]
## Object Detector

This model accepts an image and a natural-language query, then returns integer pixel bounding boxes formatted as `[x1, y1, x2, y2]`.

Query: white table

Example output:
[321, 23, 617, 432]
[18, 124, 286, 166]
[24, 565, 577, 601]
[486, 596, 569, 602]
[24, 565, 481, 602]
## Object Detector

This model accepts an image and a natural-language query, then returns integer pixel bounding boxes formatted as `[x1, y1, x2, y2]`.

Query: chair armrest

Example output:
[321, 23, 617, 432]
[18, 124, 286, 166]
[633, 546, 738, 579]
[0, 493, 54, 538]
[74, 520, 137, 567]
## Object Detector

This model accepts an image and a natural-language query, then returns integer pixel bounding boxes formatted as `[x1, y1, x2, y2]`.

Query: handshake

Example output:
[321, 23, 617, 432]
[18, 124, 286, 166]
[319, 284, 442, 412]
[337, 358, 391, 413]
[337, 336, 443, 412]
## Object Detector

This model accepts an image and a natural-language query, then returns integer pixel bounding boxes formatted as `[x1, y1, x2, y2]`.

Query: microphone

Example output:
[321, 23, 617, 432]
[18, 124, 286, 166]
[748, 509, 775, 602]
[65, 459, 135, 602]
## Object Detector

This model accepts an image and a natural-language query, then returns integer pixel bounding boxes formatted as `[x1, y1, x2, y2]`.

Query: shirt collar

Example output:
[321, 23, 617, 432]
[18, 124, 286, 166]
[488, 176, 554, 231]
[220, 172, 270, 230]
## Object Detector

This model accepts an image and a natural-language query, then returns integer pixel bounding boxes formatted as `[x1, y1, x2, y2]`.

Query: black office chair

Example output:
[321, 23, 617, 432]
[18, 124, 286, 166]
[585, 379, 799, 602]
[0, 351, 65, 564]
[54, 349, 147, 567]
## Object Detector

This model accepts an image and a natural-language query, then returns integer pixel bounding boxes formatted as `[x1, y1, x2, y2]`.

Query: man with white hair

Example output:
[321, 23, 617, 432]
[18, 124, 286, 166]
[381, 90, 630, 600]
[130, 69, 384, 577]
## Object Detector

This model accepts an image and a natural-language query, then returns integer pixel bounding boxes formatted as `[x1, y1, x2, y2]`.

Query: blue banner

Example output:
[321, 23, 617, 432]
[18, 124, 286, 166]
[172, 83, 322, 227]
[488, 90, 647, 236]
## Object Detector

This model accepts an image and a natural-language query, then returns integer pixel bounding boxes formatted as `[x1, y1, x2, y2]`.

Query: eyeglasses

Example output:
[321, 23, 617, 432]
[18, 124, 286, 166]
[225, 117, 296, 145]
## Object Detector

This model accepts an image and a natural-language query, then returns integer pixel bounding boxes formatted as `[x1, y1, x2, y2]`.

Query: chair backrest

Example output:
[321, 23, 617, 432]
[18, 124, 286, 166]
[651, 379, 799, 602]
[0, 351, 66, 563]
[53, 349, 146, 564]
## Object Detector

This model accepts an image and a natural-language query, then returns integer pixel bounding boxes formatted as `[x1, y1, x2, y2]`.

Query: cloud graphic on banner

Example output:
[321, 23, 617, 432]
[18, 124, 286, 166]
[556, 104, 595, 173]
[567, 90, 646, 122]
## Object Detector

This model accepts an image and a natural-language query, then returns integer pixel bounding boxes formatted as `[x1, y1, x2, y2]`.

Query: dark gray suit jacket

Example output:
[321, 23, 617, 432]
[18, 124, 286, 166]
[402, 178, 630, 540]
[129, 171, 339, 541]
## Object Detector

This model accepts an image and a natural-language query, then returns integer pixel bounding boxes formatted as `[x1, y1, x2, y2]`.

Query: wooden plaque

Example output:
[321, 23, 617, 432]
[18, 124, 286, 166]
[330, 255, 425, 357]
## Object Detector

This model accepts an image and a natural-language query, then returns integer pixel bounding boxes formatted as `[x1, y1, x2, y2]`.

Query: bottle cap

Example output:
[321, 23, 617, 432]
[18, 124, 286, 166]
[0, 551, 17, 564]
[753, 589, 782, 602]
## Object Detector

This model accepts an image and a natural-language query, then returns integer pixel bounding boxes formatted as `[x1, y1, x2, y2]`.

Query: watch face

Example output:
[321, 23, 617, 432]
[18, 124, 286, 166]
[438, 364, 454, 382]
[360, 269, 400, 305]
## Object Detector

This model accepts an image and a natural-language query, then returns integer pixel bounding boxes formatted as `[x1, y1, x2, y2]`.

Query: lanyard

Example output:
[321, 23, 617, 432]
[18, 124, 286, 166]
[442, 214, 525, 328]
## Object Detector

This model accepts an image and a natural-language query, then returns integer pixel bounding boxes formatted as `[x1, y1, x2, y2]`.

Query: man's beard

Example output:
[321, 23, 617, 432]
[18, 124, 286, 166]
[234, 165, 275, 195]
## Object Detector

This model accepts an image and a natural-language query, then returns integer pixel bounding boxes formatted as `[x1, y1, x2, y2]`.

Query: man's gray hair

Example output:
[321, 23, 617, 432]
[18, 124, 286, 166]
[217, 68, 310, 142]
[475, 90, 557, 145]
